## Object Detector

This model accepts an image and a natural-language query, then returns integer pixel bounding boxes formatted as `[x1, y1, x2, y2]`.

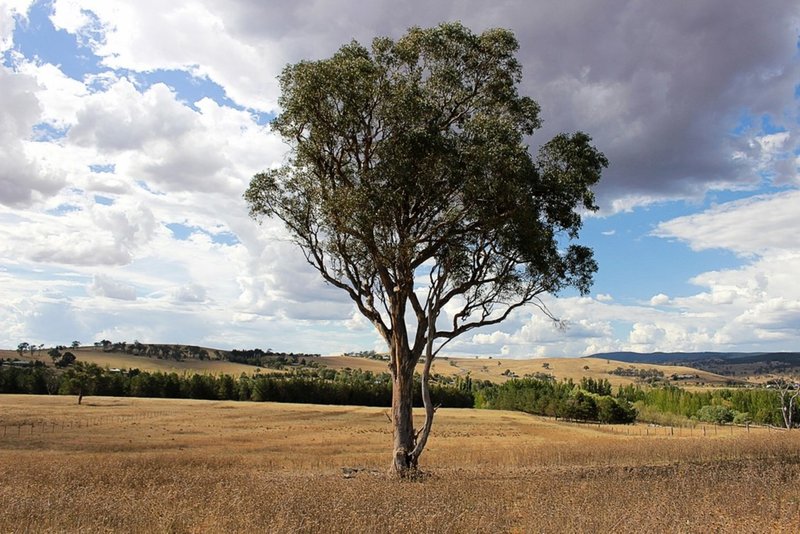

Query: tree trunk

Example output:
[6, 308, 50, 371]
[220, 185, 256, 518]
[779, 383, 799, 430]
[390, 366, 416, 475]
[410, 308, 436, 467]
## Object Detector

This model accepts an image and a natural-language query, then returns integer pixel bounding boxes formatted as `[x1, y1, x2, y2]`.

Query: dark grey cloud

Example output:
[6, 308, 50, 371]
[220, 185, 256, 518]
[221, 0, 800, 208]
[507, 1, 800, 204]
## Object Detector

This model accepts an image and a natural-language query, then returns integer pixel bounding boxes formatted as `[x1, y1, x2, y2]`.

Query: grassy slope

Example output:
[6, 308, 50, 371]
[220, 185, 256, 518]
[307, 354, 735, 387]
[3, 347, 737, 386]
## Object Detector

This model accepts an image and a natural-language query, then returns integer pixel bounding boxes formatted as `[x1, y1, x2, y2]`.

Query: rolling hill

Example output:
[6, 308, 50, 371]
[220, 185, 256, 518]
[2, 345, 745, 388]
[591, 351, 800, 379]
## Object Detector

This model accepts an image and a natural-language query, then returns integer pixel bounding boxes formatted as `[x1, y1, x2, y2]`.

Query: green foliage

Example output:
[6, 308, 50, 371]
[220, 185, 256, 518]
[631, 403, 694, 427]
[245, 21, 606, 371]
[732, 411, 752, 425]
[695, 404, 735, 424]
[623, 384, 790, 426]
[0, 366, 473, 408]
[596, 395, 637, 424]
[246, 23, 607, 470]
[0, 362, 51, 394]
[246, 23, 607, 471]
[226, 349, 321, 369]
[46, 347, 77, 368]
[58, 362, 103, 403]
[616, 384, 647, 403]
[2, 360, 785, 428]
[56, 352, 76, 368]
[580, 377, 612, 396]
[561, 391, 598, 421]
[477, 377, 635, 424]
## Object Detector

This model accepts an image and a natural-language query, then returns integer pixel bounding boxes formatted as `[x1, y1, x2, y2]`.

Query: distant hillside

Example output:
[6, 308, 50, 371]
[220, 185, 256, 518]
[590, 351, 800, 379]
[304, 355, 738, 388]
[590, 351, 800, 364]
[4, 345, 738, 388]
[9, 342, 796, 385]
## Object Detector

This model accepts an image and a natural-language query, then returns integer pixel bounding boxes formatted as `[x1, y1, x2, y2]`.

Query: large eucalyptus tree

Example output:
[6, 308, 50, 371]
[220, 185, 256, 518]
[246, 23, 607, 476]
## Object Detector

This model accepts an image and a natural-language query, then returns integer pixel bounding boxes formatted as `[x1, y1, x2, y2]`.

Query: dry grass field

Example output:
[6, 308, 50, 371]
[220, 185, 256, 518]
[334, 354, 725, 387]
[439, 355, 736, 385]
[2, 394, 799, 533]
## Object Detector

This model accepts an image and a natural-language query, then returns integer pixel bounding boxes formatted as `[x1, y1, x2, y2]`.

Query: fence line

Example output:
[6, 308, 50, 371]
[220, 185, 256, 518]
[553, 418, 782, 438]
[0, 411, 170, 440]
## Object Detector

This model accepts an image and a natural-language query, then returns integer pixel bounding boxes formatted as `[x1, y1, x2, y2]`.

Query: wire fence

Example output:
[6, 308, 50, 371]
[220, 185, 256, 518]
[0, 411, 170, 439]
[558, 418, 788, 437]
[2, 409, 790, 441]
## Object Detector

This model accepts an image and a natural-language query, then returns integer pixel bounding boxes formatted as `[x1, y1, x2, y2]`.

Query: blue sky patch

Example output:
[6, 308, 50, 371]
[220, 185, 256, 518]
[11, 0, 103, 80]
[134, 68, 236, 112]
[32, 122, 68, 141]
[89, 164, 115, 173]
[582, 204, 742, 301]
[46, 203, 81, 216]
[166, 223, 241, 246]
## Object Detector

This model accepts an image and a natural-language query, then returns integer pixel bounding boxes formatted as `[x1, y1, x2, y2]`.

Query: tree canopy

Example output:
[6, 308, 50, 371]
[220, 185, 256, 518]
[246, 22, 607, 474]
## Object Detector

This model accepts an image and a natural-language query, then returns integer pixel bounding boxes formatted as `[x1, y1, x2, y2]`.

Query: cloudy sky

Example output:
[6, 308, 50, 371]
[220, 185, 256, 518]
[1, 0, 798, 357]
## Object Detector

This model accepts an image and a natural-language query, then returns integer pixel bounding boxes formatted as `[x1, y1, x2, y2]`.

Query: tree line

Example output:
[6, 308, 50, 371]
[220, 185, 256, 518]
[475, 376, 637, 424]
[0, 363, 473, 408]
[476, 378, 797, 427]
[1, 361, 796, 427]
[616, 383, 795, 426]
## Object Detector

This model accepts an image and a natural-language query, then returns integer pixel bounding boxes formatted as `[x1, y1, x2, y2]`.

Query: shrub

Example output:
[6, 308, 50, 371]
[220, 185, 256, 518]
[732, 411, 752, 425]
[596, 396, 637, 424]
[695, 404, 734, 424]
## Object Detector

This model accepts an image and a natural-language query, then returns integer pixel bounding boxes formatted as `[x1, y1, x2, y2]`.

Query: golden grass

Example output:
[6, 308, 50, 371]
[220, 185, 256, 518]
[435, 355, 731, 385]
[2, 394, 800, 532]
[310, 354, 734, 387]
